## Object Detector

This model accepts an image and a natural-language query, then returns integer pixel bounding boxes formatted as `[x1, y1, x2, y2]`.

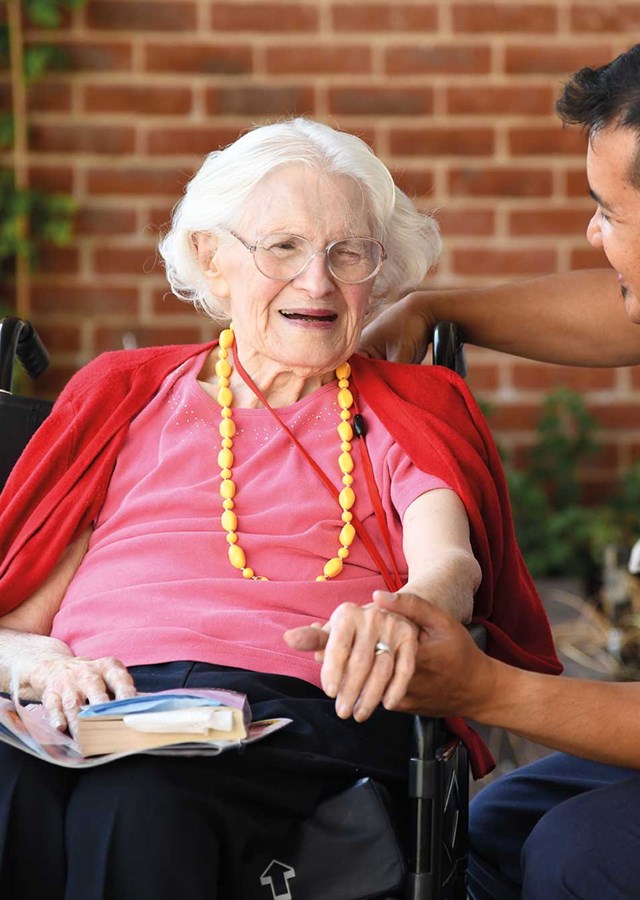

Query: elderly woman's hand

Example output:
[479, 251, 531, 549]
[284, 599, 419, 722]
[27, 652, 136, 732]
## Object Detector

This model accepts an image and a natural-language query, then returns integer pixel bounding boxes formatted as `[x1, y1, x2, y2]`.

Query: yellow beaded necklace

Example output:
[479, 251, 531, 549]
[215, 325, 357, 582]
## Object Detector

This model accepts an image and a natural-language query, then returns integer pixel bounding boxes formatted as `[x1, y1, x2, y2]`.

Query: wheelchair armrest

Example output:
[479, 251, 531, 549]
[432, 321, 466, 378]
[0, 317, 50, 392]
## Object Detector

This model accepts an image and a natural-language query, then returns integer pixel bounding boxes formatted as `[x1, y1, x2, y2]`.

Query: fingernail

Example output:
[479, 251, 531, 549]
[325, 682, 337, 698]
[337, 703, 349, 719]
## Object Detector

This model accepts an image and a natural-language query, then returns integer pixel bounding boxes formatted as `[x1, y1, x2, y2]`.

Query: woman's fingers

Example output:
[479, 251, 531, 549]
[29, 655, 136, 729]
[321, 603, 418, 720]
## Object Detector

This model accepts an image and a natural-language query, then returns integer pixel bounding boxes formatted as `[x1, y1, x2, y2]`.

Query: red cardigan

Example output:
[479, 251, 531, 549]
[0, 344, 561, 776]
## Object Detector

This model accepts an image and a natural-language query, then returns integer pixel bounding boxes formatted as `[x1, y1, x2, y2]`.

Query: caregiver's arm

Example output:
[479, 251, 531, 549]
[0, 529, 135, 728]
[377, 593, 640, 769]
[360, 270, 640, 367]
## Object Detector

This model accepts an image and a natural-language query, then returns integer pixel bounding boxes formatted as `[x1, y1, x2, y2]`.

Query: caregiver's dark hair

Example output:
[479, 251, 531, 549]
[556, 44, 640, 187]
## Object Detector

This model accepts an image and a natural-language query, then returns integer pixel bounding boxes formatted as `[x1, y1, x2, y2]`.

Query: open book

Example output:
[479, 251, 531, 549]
[0, 688, 290, 768]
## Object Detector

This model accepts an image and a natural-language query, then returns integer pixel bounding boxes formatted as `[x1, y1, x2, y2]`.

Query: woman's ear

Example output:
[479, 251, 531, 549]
[192, 232, 230, 299]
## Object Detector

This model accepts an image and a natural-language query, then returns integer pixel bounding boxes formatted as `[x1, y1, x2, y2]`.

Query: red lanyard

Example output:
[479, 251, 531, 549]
[231, 350, 402, 592]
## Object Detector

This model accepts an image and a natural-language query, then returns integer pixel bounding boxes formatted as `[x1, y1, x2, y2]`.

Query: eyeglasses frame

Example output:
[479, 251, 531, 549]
[226, 230, 386, 285]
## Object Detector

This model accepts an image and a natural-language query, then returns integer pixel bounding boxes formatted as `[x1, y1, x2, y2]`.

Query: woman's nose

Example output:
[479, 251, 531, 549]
[586, 211, 602, 248]
[293, 251, 335, 295]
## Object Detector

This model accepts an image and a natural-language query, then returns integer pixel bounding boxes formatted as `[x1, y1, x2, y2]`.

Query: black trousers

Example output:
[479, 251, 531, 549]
[0, 662, 412, 900]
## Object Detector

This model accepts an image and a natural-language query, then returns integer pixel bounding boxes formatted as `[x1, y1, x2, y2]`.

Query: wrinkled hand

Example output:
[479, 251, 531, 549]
[28, 655, 137, 732]
[373, 591, 493, 718]
[358, 293, 436, 364]
[284, 600, 419, 722]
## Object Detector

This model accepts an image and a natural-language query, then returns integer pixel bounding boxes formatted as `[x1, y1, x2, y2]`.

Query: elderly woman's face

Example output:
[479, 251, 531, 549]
[206, 165, 376, 375]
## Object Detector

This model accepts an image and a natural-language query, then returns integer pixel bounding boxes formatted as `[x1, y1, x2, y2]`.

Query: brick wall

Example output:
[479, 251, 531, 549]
[2, 0, 639, 498]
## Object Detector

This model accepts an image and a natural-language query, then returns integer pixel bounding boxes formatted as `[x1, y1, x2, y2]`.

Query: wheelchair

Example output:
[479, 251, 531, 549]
[0, 315, 481, 900]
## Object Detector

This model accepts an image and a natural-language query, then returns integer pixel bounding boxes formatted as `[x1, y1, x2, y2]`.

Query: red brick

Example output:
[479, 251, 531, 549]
[147, 126, 245, 156]
[31, 285, 139, 315]
[87, 168, 191, 197]
[449, 167, 553, 197]
[485, 403, 541, 431]
[452, 3, 557, 32]
[512, 363, 617, 391]
[34, 323, 82, 355]
[152, 288, 192, 316]
[386, 45, 491, 76]
[145, 43, 252, 74]
[592, 403, 640, 430]
[28, 82, 72, 112]
[435, 207, 496, 237]
[446, 85, 554, 116]
[205, 85, 315, 116]
[509, 208, 591, 236]
[211, 2, 318, 31]
[509, 126, 588, 156]
[329, 87, 433, 117]
[571, 4, 640, 31]
[451, 247, 556, 276]
[566, 168, 591, 198]
[466, 364, 500, 392]
[30, 123, 135, 155]
[94, 325, 203, 352]
[505, 45, 616, 75]
[84, 84, 192, 115]
[146, 206, 175, 232]
[581, 480, 617, 505]
[75, 206, 138, 236]
[332, 3, 438, 32]
[87, 1, 197, 31]
[35, 364, 81, 398]
[91, 245, 162, 276]
[265, 45, 371, 75]
[54, 41, 133, 72]
[570, 248, 611, 269]
[390, 127, 494, 157]
[34, 246, 80, 275]
[390, 168, 435, 198]
[29, 166, 74, 193]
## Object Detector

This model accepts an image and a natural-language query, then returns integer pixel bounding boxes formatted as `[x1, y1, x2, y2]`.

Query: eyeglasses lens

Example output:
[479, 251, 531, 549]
[254, 234, 382, 283]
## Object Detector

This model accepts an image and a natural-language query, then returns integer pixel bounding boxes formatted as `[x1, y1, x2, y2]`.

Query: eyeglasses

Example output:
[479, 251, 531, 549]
[227, 231, 386, 284]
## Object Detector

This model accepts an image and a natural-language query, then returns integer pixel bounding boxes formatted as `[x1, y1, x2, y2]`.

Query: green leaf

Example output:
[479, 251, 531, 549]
[25, 0, 63, 28]
[0, 115, 14, 149]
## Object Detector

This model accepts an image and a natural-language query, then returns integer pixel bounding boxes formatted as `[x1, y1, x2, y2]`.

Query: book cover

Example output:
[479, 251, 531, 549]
[0, 688, 290, 768]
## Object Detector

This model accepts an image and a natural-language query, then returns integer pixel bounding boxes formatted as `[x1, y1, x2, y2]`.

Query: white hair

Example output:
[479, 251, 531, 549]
[158, 118, 441, 319]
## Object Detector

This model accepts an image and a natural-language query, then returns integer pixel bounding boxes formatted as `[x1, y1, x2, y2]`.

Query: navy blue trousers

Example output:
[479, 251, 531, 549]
[0, 661, 412, 900]
[468, 752, 640, 899]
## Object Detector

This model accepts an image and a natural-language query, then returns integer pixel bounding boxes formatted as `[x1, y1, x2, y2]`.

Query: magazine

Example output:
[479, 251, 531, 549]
[0, 688, 291, 769]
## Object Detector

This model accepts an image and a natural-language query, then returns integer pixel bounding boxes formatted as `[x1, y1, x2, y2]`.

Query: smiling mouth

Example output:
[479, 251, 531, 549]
[280, 310, 338, 322]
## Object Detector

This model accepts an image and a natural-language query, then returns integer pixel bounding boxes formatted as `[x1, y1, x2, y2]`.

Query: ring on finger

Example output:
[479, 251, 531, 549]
[374, 640, 392, 656]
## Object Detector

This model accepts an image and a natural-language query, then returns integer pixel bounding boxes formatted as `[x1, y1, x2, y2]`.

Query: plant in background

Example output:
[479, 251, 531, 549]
[1, 0, 84, 317]
[503, 387, 640, 583]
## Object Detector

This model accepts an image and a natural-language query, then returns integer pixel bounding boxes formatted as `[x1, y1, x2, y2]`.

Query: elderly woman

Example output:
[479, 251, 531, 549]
[0, 119, 559, 900]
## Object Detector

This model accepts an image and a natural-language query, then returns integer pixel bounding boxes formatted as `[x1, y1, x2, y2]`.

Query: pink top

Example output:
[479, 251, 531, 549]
[51, 349, 449, 687]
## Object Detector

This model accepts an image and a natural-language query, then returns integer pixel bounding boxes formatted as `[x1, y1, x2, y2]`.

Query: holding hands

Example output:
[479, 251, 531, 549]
[284, 593, 420, 722]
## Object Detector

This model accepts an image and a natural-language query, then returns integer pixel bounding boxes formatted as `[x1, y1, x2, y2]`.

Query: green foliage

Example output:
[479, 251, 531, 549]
[0, 0, 87, 281]
[0, 170, 76, 264]
[503, 388, 640, 579]
[25, 0, 85, 28]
